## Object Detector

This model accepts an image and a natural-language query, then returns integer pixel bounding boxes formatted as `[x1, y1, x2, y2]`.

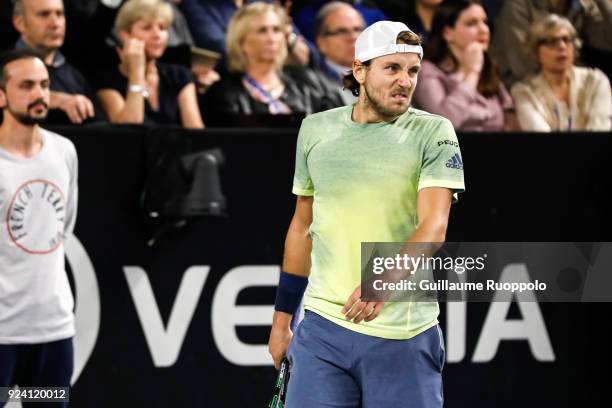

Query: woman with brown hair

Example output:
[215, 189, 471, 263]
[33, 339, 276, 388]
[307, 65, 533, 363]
[412, 0, 515, 131]
[511, 14, 611, 131]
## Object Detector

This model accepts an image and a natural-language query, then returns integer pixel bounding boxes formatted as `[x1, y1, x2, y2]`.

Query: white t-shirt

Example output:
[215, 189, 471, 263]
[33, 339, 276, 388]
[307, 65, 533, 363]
[0, 128, 78, 344]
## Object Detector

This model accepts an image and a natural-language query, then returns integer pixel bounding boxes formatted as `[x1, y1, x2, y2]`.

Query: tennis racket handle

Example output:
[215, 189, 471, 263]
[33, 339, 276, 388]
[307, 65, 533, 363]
[268, 357, 290, 407]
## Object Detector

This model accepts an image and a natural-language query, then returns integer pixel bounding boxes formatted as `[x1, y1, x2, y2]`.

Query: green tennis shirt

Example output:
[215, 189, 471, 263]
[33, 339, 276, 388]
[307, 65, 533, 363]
[293, 105, 465, 339]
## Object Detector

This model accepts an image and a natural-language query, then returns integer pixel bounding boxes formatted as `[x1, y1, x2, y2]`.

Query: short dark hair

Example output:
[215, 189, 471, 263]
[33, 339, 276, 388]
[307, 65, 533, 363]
[0, 48, 44, 89]
[342, 30, 422, 96]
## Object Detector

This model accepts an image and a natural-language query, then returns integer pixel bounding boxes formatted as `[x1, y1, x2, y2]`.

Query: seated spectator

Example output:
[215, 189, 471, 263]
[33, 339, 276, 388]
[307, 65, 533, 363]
[12, 0, 100, 125]
[492, 0, 612, 87]
[203, 2, 343, 120]
[94, 0, 203, 127]
[312, 1, 365, 104]
[108, 1, 222, 94]
[413, 0, 516, 132]
[511, 14, 611, 131]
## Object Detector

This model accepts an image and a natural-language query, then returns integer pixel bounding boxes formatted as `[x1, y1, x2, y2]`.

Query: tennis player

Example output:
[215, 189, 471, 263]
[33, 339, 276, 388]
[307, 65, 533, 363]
[268, 21, 465, 407]
[0, 49, 78, 407]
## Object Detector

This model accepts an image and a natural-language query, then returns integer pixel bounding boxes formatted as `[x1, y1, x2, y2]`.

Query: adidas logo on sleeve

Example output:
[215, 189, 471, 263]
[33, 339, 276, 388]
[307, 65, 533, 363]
[445, 153, 463, 170]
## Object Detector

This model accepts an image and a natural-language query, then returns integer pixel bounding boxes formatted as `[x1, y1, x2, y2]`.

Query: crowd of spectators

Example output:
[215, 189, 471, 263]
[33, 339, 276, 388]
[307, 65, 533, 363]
[0, 0, 610, 131]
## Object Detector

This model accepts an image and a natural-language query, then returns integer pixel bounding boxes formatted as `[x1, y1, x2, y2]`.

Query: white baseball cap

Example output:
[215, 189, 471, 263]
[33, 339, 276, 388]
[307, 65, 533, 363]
[355, 21, 423, 62]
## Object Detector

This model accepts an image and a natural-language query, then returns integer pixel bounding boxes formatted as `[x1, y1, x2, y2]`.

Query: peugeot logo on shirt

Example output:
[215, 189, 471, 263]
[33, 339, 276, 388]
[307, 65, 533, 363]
[6, 179, 66, 254]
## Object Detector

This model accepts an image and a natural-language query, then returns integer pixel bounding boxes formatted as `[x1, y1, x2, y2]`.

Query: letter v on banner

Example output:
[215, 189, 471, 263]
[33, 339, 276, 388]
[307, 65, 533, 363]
[124, 266, 209, 367]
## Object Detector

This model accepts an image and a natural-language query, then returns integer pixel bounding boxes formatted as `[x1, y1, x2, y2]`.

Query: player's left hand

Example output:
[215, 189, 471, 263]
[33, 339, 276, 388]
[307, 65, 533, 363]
[342, 285, 385, 324]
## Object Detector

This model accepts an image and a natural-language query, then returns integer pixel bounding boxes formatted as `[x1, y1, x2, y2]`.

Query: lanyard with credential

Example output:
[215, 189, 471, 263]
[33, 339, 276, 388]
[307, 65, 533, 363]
[553, 102, 572, 131]
[243, 74, 290, 114]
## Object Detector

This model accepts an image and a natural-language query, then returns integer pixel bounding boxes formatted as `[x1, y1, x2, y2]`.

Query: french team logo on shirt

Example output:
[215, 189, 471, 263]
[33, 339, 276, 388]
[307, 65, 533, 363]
[6, 179, 66, 254]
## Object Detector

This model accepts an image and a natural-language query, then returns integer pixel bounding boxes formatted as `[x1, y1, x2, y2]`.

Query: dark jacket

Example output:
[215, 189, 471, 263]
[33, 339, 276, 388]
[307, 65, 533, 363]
[201, 67, 344, 124]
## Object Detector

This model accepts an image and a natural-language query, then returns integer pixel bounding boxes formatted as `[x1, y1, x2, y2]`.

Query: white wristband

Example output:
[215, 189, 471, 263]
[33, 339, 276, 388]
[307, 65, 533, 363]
[128, 84, 150, 98]
[101, 0, 122, 8]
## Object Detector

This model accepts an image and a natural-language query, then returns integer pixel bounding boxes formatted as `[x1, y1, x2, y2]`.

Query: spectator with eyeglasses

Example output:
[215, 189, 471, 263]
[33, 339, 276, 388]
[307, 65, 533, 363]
[511, 14, 611, 131]
[492, 0, 612, 87]
[311, 1, 365, 104]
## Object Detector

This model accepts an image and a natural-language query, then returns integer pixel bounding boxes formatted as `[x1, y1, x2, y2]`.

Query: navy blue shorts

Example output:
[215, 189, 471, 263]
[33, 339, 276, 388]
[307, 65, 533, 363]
[0, 337, 73, 408]
[286, 311, 444, 408]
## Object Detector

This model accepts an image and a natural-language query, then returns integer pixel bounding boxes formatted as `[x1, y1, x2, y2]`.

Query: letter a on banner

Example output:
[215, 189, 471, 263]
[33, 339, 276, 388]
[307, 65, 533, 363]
[472, 264, 555, 362]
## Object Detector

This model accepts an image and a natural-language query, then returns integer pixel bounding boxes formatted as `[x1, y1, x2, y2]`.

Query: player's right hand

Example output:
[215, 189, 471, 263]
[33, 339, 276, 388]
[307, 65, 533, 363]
[268, 313, 293, 369]
[342, 285, 385, 324]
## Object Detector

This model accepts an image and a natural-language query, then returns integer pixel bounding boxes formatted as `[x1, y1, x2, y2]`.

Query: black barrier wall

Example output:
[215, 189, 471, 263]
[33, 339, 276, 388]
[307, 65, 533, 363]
[47, 126, 612, 407]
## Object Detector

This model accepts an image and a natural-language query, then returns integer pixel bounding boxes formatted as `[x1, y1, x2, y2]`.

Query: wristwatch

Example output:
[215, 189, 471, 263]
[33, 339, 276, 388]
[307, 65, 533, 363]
[128, 84, 150, 98]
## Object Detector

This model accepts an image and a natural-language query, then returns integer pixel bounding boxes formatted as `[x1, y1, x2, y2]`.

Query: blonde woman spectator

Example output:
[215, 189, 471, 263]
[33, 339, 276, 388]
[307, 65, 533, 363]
[95, 0, 203, 127]
[511, 14, 611, 131]
[202, 2, 342, 120]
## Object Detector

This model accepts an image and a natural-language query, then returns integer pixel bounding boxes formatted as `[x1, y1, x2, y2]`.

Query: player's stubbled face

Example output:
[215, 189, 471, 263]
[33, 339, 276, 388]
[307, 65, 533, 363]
[363, 52, 420, 119]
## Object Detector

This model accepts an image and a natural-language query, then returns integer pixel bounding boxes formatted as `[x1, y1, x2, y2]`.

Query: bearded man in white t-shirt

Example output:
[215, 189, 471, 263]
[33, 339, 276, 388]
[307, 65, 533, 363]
[0, 49, 78, 407]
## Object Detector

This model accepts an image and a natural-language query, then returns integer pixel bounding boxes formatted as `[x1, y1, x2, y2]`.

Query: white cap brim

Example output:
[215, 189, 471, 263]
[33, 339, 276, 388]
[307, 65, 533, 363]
[356, 43, 423, 62]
